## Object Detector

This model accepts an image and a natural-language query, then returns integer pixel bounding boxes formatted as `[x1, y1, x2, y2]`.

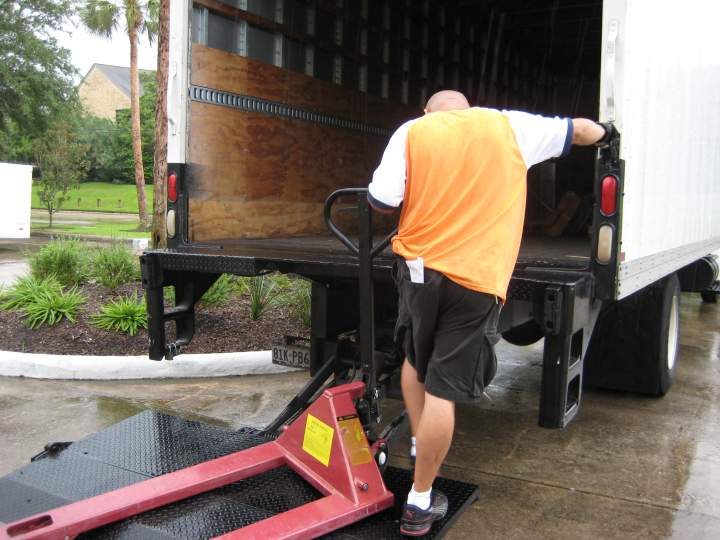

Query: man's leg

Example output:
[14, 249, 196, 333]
[401, 358, 425, 437]
[399, 382, 453, 536]
[413, 392, 454, 491]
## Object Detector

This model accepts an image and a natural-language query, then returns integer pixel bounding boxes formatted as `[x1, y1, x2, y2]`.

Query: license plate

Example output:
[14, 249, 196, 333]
[272, 340, 311, 369]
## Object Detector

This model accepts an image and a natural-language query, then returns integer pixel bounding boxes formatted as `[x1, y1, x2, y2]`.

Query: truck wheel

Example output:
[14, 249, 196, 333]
[501, 320, 544, 346]
[701, 290, 718, 303]
[584, 274, 680, 396]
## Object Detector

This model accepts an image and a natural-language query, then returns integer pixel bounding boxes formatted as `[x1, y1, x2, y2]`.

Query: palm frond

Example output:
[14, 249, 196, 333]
[79, 0, 120, 38]
[124, 0, 144, 31]
[142, 0, 159, 44]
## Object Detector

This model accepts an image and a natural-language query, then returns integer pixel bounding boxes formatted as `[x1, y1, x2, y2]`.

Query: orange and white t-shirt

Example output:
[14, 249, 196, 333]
[368, 107, 572, 300]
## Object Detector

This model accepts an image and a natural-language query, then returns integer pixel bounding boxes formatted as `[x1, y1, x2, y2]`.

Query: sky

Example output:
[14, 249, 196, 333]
[55, 15, 158, 82]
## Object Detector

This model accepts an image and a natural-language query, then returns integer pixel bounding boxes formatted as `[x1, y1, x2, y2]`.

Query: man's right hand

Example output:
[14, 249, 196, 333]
[595, 122, 619, 148]
[571, 118, 618, 147]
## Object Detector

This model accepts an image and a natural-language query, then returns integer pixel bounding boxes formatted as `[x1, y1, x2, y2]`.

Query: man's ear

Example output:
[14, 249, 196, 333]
[423, 108, 429, 114]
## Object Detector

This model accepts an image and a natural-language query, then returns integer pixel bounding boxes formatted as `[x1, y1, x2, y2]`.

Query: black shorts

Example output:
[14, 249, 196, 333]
[393, 257, 501, 403]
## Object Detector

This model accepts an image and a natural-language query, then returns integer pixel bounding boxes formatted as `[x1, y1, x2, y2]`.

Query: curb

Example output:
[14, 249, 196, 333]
[0, 350, 300, 380]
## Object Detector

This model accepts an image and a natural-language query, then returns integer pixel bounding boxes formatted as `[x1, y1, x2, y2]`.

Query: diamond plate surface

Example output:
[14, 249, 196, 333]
[1, 411, 478, 539]
[506, 278, 539, 301]
[0, 477, 69, 523]
[323, 467, 478, 540]
[145, 251, 258, 276]
[84, 467, 320, 540]
[0, 454, 147, 522]
[67, 411, 267, 477]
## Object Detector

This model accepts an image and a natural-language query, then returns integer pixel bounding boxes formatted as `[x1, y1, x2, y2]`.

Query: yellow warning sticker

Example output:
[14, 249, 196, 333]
[302, 414, 334, 467]
[338, 415, 372, 466]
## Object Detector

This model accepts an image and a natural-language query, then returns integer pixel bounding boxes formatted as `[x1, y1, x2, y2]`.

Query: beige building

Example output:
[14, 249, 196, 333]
[78, 64, 154, 121]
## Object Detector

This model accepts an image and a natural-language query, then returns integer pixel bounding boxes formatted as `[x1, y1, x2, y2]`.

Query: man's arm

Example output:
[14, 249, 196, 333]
[368, 119, 417, 213]
[572, 119, 615, 146]
[504, 110, 619, 168]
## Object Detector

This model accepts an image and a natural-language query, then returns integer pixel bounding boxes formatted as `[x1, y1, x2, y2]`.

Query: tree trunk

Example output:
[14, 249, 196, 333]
[48, 206, 53, 228]
[129, 25, 150, 230]
[152, 0, 170, 249]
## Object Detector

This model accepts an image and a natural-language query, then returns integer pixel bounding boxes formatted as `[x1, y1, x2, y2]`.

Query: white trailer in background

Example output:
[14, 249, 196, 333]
[0, 163, 32, 240]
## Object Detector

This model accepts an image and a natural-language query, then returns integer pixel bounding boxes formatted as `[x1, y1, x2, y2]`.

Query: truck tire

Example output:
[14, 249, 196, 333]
[701, 289, 718, 303]
[584, 274, 680, 396]
[501, 320, 544, 346]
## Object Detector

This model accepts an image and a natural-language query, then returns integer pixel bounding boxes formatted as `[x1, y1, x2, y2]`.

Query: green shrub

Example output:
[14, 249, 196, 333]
[235, 276, 251, 296]
[271, 273, 293, 291]
[92, 243, 139, 289]
[22, 287, 85, 329]
[287, 278, 312, 328]
[0, 275, 62, 311]
[92, 293, 148, 336]
[30, 238, 90, 287]
[164, 286, 175, 306]
[247, 275, 283, 320]
[200, 274, 234, 306]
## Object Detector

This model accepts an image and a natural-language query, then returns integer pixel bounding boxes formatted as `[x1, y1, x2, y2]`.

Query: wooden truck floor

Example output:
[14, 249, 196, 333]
[183, 235, 591, 270]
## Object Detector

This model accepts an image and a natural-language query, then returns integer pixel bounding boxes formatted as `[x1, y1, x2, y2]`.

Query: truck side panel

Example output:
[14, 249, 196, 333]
[167, 1, 190, 165]
[608, 0, 720, 298]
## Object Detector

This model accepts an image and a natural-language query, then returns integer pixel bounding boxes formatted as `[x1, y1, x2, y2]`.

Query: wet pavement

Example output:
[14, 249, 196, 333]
[0, 239, 45, 287]
[0, 293, 718, 538]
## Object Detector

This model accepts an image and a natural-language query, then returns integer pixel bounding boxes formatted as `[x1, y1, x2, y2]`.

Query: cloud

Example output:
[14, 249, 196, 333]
[54, 15, 158, 82]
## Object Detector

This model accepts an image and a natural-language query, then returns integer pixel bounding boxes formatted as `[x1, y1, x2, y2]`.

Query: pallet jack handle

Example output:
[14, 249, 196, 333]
[324, 188, 397, 427]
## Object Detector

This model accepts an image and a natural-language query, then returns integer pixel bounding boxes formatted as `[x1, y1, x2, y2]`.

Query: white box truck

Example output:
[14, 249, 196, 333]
[0, 162, 32, 240]
[141, 0, 720, 428]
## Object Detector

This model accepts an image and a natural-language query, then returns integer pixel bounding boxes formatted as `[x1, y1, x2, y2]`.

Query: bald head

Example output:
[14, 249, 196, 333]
[424, 90, 470, 113]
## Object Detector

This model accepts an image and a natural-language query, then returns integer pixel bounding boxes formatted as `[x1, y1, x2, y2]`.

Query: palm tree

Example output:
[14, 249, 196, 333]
[79, 0, 158, 230]
[151, 0, 168, 248]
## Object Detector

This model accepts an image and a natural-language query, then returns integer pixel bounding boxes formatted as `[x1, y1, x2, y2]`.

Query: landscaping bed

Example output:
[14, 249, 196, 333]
[0, 240, 309, 356]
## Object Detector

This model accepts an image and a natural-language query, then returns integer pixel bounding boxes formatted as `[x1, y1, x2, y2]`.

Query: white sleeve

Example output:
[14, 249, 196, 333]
[367, 119, 417, 209]
[503, 110, 573, 169]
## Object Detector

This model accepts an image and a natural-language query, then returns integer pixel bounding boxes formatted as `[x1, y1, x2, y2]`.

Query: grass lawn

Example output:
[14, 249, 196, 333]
[32, 182, 154, 213]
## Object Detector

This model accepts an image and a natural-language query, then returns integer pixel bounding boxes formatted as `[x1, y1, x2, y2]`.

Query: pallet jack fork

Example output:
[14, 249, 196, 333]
[1, 382, 394, 540]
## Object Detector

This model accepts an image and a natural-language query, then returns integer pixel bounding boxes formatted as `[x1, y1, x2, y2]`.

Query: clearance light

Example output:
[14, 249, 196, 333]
[168, 172, 177, 203]
[600, 175, 618, 216]
[597, 224, 613, 264]
[167, 209, 176, 239]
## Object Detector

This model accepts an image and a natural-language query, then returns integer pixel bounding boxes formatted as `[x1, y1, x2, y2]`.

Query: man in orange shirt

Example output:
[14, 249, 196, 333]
[368, 90, 614, 536]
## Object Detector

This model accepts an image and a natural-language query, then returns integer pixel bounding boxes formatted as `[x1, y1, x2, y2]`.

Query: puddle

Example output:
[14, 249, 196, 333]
[93, 396, 231, 429]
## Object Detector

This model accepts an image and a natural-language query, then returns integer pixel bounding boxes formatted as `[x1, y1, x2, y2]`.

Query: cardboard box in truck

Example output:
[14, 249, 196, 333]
[141, 0, 720, 428]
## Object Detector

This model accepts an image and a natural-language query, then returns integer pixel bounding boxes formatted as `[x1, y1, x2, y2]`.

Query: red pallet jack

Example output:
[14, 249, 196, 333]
[1, 190, 474, 539]
[1, 381, 392, 540]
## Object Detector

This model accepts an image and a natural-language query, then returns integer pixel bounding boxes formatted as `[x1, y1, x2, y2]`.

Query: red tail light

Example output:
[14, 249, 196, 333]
[600, 175, 618, 216]
[168, 172, 177, 203]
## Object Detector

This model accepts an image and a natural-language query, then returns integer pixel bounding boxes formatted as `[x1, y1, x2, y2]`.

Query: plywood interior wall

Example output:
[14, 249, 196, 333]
[188, 45, 417, 241]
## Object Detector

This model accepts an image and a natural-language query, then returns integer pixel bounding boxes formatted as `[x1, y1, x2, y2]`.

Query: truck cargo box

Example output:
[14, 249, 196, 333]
[142, 0, 720, 427]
